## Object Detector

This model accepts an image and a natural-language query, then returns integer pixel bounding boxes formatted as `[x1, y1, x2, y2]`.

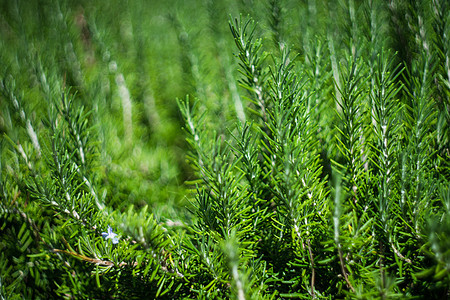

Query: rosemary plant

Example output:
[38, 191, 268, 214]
[0, 0, 448, 298]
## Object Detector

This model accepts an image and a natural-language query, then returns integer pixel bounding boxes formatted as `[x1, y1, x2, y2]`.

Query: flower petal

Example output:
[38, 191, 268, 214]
[102, 226, 119, 244]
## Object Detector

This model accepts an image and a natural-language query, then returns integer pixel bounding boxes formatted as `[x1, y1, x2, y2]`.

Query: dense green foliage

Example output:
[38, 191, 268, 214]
[0, 0, 449, 298]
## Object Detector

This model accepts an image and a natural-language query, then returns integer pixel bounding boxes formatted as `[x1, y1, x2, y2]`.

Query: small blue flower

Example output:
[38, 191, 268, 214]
[102, 226, 119, 244]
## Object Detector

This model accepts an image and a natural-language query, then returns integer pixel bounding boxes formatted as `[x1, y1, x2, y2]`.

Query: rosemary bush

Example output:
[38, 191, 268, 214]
[0, 0, 449, 298]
